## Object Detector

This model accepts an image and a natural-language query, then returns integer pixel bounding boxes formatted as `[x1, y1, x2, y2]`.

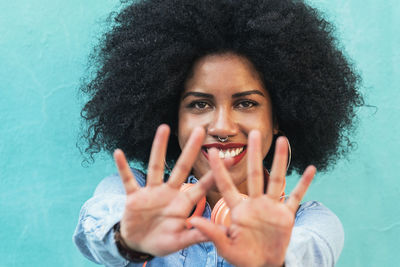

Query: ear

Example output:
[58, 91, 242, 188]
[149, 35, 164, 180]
[273, 126, 279, 135]
[273, 116, 279, 135]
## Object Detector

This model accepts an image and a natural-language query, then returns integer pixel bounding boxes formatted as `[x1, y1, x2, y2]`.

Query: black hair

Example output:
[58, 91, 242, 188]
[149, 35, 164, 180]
[80, 0, 363, 174]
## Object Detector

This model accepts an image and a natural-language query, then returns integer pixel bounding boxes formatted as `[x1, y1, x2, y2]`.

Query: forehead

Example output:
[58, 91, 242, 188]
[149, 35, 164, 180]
[183, 53, 267, 95]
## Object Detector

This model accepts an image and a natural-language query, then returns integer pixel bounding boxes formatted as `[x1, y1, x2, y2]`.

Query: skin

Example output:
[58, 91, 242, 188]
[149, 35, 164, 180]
[178, 53, 278, 206]
[113, 53, 316, 266]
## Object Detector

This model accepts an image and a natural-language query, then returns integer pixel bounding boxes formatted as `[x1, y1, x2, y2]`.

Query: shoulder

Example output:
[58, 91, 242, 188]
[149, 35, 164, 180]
[295, 201, 343, 231]
[93, 168, 147, 196]
[291, 201, 344, 263]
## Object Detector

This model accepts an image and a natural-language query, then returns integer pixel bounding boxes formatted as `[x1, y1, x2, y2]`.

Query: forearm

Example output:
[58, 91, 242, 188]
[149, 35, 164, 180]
[285, 227, 335, 267]
[284, 201, 344, 267]
[73, 171, 147, 266]
[73, 194, 131, 266]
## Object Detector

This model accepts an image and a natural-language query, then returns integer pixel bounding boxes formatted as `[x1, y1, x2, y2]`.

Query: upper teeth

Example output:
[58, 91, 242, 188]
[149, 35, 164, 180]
[207, 147, 244, 159]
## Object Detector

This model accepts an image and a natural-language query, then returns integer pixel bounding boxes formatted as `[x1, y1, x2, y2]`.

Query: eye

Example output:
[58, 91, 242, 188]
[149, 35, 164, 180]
[187, 101, 212, 110]
[235, 100, 258, 109]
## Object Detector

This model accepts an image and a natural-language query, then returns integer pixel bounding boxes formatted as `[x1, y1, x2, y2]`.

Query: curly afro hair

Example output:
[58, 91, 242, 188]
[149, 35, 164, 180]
[80, 0, 363, 174]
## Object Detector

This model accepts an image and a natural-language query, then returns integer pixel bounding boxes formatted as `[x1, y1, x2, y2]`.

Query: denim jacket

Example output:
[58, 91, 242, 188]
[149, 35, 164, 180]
[73, 169, 344, 267]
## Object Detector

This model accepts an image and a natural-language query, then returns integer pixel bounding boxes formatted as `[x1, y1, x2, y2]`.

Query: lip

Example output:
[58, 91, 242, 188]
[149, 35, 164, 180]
[203, 143, 246, 149]
[201, 143, 247, 165]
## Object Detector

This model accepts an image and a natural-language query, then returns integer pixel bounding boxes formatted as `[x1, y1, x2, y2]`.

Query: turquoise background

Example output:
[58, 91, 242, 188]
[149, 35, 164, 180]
[0, 0, 398, 266]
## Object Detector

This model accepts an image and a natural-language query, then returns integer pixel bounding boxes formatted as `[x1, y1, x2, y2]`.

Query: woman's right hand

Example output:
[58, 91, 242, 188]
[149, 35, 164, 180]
[113, 124, 213, 256]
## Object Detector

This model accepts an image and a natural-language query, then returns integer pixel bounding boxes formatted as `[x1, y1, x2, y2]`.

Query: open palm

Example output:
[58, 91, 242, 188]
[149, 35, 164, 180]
[114, 125, 213, 256]
[190, 131, 316, 267]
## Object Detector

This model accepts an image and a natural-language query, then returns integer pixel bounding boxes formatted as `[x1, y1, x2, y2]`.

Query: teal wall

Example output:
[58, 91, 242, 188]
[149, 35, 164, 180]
[0, 1, 398, 266]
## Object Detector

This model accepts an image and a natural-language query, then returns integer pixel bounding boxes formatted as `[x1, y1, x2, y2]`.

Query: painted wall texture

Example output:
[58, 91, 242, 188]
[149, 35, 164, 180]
[0, 0, 398, 266]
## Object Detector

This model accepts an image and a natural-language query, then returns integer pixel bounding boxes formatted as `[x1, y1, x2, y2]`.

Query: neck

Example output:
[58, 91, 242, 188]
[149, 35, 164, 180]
[206, 191, 221, 209]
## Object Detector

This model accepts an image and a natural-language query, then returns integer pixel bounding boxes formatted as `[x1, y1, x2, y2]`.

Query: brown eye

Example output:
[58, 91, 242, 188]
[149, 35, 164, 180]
[194, 102, 209, 109]
[187, 101, 211, 110]
[236, 100, 258, 109]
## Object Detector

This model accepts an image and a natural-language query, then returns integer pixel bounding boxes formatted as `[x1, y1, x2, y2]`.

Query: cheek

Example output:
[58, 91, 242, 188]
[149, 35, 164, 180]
[262, 132, 274, 157]
[245, 115, 275, 157]
[177, 111, 196, 150]
[177, 121, 186, 150]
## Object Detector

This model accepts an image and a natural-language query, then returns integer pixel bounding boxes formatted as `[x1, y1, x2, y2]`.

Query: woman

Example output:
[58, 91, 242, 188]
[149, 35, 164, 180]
[74, 0, 363, 266]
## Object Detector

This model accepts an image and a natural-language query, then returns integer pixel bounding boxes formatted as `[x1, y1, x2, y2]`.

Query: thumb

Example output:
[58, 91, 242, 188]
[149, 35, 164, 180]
[176, 228, 210, 248]
[189, 217, 230, 252]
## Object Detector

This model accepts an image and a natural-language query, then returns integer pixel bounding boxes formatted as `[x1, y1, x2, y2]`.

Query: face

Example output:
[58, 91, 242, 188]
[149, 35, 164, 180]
[178, 53, 278, 194]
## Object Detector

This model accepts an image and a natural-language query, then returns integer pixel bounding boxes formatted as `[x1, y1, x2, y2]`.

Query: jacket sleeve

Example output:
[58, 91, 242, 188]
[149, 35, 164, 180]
[285, 201, 344, 267]
[73, 171, 146, 267]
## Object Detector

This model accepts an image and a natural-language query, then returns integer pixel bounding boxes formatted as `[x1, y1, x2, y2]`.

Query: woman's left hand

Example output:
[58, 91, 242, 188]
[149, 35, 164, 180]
[190, 131, 316, 267]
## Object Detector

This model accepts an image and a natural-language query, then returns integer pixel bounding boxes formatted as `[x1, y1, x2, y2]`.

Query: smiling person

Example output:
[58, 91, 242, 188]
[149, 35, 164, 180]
[73, 0, 363, 266]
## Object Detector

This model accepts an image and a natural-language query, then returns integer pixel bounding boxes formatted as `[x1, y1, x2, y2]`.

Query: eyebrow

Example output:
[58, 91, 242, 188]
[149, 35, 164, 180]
[232, 90, 265, 98]
[181, 90, 265, 100]
[181, 92, 213, 99]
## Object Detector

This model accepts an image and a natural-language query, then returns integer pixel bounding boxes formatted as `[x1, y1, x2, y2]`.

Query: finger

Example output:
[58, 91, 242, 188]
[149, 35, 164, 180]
[189, 217, 230, 252]
[168, 127, 205, 188]
[114, 149, 140, 195]
[176, 228, 210, 248]
[247, 130, 264, 198]
[209, 148, 242, 208]
[286, 165, 316, 212]
[267, 137, 288, 199]
[181, 171, 214, 215]
[147, 124, 170, 186]
[223, 157, 235, 169]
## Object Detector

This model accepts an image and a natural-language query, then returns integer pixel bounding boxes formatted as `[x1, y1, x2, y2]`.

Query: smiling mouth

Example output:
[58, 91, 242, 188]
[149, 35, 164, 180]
[201, 143, 247, 164]
[202, 146, 245, 158]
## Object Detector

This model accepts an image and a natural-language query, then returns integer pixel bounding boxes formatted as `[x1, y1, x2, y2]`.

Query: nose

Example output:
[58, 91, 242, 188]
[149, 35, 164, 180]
[207, 107, 238, 139]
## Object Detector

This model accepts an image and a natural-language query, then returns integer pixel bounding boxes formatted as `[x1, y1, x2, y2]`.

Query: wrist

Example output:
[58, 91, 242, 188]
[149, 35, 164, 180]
[113, 222, 154, 262]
